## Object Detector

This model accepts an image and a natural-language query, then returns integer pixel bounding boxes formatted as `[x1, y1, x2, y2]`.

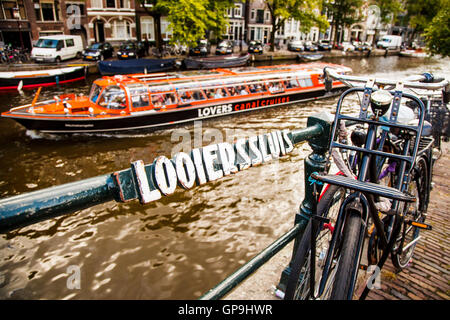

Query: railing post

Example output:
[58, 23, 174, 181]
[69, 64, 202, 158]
[277, 112, 333, 293]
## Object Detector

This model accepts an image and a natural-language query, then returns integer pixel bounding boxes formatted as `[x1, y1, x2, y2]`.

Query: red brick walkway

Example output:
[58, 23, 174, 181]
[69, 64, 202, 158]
[365, 144, 450, 300]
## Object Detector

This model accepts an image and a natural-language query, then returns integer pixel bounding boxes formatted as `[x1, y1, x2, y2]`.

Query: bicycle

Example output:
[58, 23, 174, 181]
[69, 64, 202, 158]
[284, 68, 449, 300]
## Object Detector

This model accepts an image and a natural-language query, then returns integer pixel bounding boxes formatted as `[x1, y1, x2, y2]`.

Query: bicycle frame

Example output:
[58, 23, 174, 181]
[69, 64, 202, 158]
[311, 82, 428, 299]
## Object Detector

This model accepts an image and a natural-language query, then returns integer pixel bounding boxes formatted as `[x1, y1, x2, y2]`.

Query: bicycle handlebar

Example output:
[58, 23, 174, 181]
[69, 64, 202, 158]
[324, 67, 449, 91]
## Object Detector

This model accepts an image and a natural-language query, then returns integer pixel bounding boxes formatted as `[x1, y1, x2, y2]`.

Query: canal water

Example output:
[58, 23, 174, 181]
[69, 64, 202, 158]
[0, 56, 448, 299]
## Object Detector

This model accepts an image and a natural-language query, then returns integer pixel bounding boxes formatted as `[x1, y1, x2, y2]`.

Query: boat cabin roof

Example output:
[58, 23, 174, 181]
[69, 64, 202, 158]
[92, 62, 351, 93]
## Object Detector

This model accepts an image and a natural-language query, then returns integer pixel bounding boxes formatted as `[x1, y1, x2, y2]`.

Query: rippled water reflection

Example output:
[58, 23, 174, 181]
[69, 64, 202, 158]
[0, 56, 448, 299]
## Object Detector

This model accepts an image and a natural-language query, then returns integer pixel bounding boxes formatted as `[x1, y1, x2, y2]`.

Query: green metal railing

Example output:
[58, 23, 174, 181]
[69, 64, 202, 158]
[0, 112, 333, 299]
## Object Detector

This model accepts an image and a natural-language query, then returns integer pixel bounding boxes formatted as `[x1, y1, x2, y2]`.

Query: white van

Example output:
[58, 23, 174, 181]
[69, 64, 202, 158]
[376, 35, 402, 50]
[31, 35, 83, 63]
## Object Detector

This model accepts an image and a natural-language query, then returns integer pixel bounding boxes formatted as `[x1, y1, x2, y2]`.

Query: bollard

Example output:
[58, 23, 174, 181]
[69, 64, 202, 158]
[277, 112, 333, 293]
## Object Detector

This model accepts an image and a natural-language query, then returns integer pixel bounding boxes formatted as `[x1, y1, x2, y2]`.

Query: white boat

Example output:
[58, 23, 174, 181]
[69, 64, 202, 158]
[399, 50, 431, 58]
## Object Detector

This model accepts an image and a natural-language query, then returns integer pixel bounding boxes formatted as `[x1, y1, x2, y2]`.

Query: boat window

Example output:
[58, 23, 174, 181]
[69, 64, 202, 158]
[89, 83, 102, 103]
[129, 86, 150, 108]
[178, 90, 206, 104]
[225, 86, 239, 96]
[266, 81, 284, 93]
[236, 85, 249, 95]
[298, 77, 313, 87]
[206, 88, 229, 100]
[285, 78, 300, 89]
[151, 93, 177, 108]
[97, 85, 127, 110]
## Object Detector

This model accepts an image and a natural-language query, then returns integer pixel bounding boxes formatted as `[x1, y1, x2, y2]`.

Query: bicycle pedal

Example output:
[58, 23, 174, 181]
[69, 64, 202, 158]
[406, 220, 432, 230]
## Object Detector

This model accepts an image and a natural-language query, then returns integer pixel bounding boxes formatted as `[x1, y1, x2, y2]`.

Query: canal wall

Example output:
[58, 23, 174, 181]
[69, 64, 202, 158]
[0, 48, 400, 76]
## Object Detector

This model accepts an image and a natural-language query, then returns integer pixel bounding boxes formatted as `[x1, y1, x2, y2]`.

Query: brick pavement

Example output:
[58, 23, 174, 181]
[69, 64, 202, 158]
[365, 141, 450, 300]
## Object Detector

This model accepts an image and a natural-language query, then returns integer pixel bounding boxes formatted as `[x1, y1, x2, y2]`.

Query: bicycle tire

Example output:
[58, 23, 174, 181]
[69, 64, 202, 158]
[391, 156, 428, 270]
[284, 184, 345, 300]
[329, 209, 364, 300]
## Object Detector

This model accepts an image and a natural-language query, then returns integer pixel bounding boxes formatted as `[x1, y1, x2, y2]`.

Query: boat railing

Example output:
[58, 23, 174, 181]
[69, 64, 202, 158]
[0, 112, 334, 300]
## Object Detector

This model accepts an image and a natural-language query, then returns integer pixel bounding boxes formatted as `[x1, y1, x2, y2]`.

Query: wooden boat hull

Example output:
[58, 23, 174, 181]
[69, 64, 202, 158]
[4, 86, 344, 133]
[184, 54, 250, 69]
[0, 67, 86, 91]
[297, 54, 323, 62]
[98, 58, 177, 76]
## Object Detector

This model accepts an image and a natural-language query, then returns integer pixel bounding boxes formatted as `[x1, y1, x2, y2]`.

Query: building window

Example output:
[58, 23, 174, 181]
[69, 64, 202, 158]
[141, 16, 154, 41]
[161, 17, 172, 40]
[106, 0, 116, 8]
[256, 9, 264, 24]
[91, 0, 102, 8]
[250, 9, 255, 20]
[1, 0, 26, 20]
[234, 4, 242, 18]
[34, 1, 59, 22]
[66, 2, 85, 16]
[119, 0, 130, 8]
[226, 7, 233, 17]
[112, 19, 132, 39]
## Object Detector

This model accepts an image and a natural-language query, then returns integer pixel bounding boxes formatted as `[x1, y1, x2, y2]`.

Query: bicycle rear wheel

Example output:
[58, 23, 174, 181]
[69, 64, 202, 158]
[285, 184, 345, 299]
[391, 156, 428, 270]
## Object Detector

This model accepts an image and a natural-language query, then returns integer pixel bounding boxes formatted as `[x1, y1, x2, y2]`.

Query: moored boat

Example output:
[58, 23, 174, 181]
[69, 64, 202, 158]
[98, 58, 177, 76]
[183, 53, 250, 69]
[297, 53, 323, 62]
[0, 66, 86, 91]
[399, 49, 430, 58]
[1, 62, 352, 134]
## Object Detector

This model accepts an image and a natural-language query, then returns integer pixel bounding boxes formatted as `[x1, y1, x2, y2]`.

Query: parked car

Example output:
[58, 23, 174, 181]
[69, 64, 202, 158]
[318, 39, 332, 51]
[356, 41, 371, 51]
[31, 35, 83, 63]
[341, 42, 355, 52]
[304, 41, 318, 52]
[189, 39, 211, 56]
[117, 41, 146, 59]
[248, 41, 263, 54]
[215, 40, 234, 55]
[334, 42, 343, 50]
[82, 42, 114, 61]
[287, 40, 304, 52]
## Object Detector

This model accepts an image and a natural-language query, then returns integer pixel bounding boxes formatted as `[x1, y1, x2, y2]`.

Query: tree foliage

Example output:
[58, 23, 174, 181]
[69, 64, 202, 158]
[404, 0, 441, 33]
[265, 0, 329, 51]
[323, 0, 364, 44]
[423, 0, 450, 57]
[135, 0, 234, 49]
[372, 0, 402, 25]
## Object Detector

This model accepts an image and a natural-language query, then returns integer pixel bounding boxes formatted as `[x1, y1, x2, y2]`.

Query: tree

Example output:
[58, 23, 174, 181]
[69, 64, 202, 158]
[373, 0, 402, 25]
[135, 0, 168, 54]
[323, 0, 363, 46]
[403, 0, 441, 42]
[265, 0, 329, 52]
[423, 0, 450, 57]
[371, 0, 402, 44]
[135, 0, 234, 53]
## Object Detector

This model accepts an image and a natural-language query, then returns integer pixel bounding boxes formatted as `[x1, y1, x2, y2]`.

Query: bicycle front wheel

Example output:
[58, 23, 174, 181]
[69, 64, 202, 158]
[329, 210, 365, 300]
[285, 184, 345, 300]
